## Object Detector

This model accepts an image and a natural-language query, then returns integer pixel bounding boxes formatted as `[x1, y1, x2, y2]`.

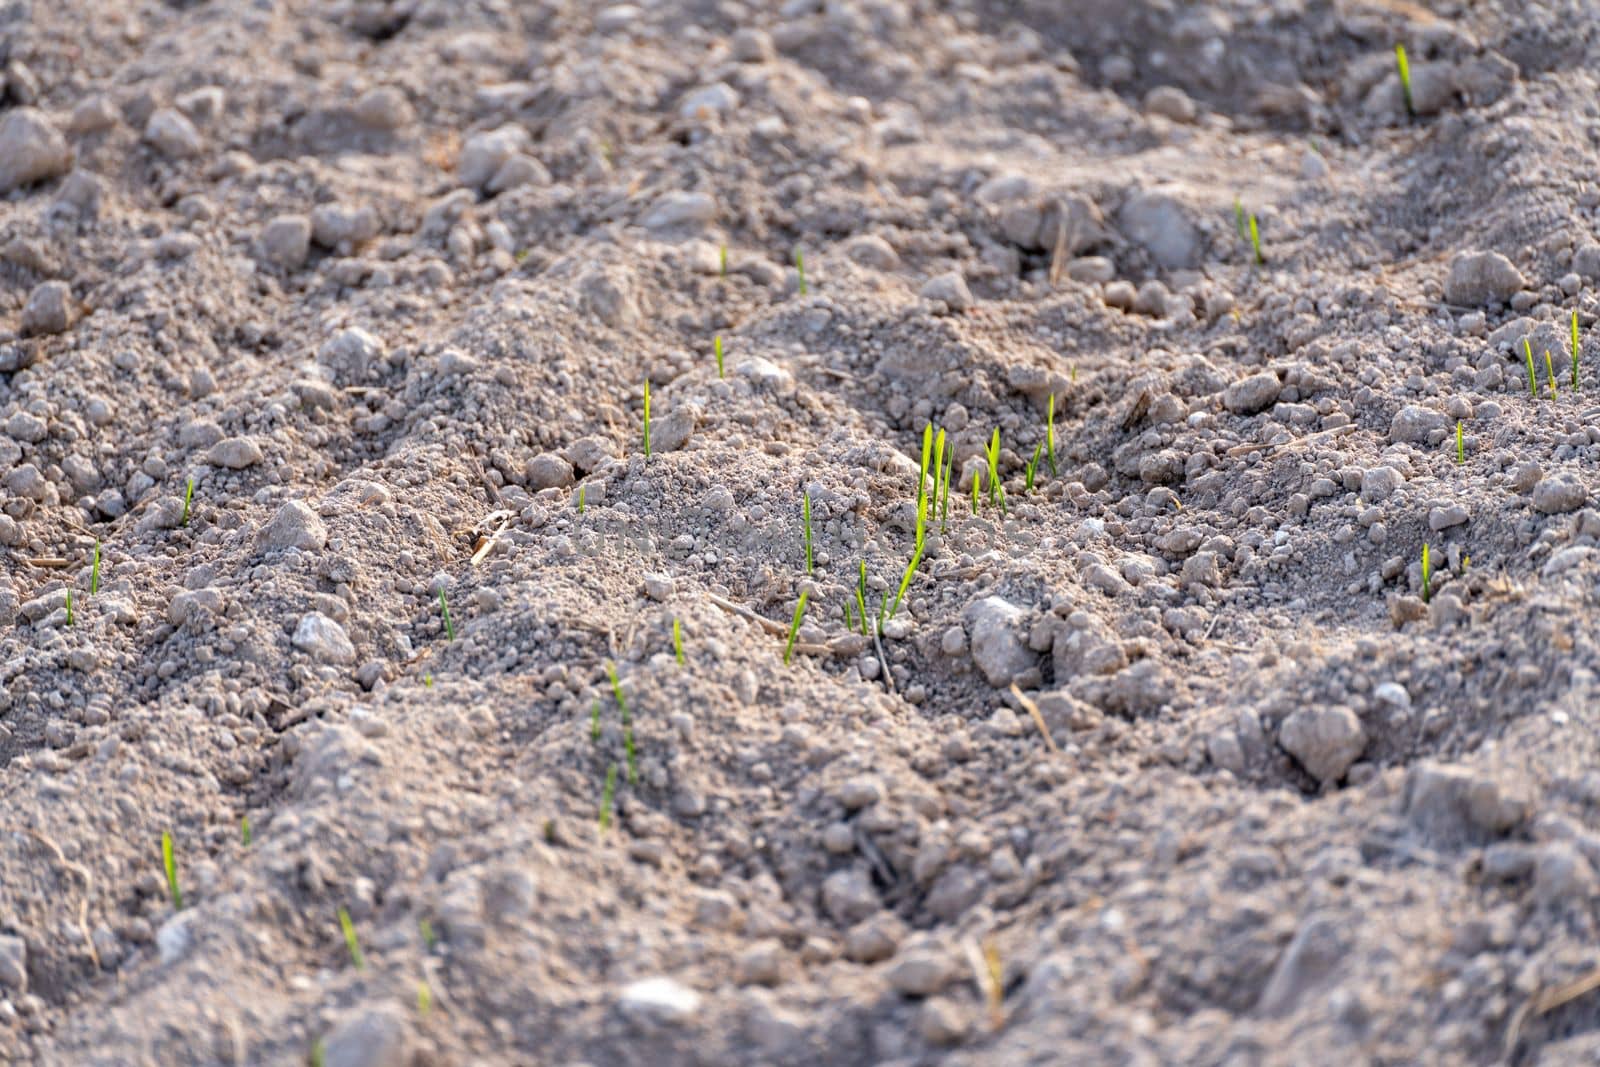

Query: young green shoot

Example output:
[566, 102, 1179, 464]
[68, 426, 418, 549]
[1421, 542, 1433, 603]
[802, 491, 814, 574]
[423, 672, 433, 688]
[90, 540, 101, 595]
[241, 815, 252, 847]
[970, 471, 980, 515]
[338, 907, 365, 971]
[719, 244, 728, 278]
[1545, 349, 1559, 398]
[599, 762, 618, 832]
[794, 247, 808, 295]
[889, 428, 936, 619]
[985, 429, 1006, 514]
[1395, 44, 1414, 117]
[1248, 213, 1264, 266]
[590, 699, 602, 742]
[162, 831, 182, 911]
[606, 661, 637, 784]
[642, 379, 652, 458]
[1025, 443, 1043, 492]
[1233, 196, 1247, 242]
[1525, 338, 1538, 398]
[438, 589, 454, 642]
[855, 562, 870, 637]
[672, 618, 685, 665]
[783, 591, 810, 664]
[577, 485, 586, 513]
[311, 1039, 326, 1067]
[417, 980, 433, 1018]
[1456, 421, 1465, 465]
[1046, 393, 1058, 477]
[940, 440, 954, 531]
[65, 589, 73, 627]
[180, 477, 194, 527]
[714, 335, 725, 379]
[419, 919, 437, 951]
[1573, 310, 1582, 390]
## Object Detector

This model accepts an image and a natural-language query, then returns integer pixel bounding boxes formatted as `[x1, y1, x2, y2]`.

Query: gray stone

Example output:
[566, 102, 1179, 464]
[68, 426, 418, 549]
[1223, 372, 1280, 415]
[843, 234, 899, 269]
[885, 939, 954, 997]
[311, 204, 380, 249]
[0, 108, 71, 192]
[144, 108, 204, 158]
[1389, 405, 1448, 445]
[641, 191, 717, 231]
[487, 154, 550, 193]
[20, 280, 73, 337]
[1404, 762, 1531, 847]
[324, 1005, 414, 1067]
[651, 409, 695, 453]
[1445, 251, 1523, 306]
[1144, 85, 1198, 123]
[1360, 466, 1404, 502]
[319, 327, 386, 383]
[525, 453, 574, 490]
[1428, 503, 1470, 530]
[1117, 191, 1200, 269]
[0, 934, 25, 992]
[618, 977, 702, 1024]
[258, 214, 311, 269]
[258, 500, 327, 552]
[962, 596, 1034, 687]
[1277, 705, 1365, 786]
[207, 437, 263, 469]
[844, 913, 905, 963]
[1256, 913, 1346, 1016]
[919, 271, 974, 311]
[293, 612, 356, 664]
[5, 410, 47, 443]
[679, 82, 739, 121]
[820, 867, 879, 925]
[1532, 473, 1586, 515]
[459, 124, 529, 190]
[354, 86, 413, 130]
[1534, 842, 1596, 907]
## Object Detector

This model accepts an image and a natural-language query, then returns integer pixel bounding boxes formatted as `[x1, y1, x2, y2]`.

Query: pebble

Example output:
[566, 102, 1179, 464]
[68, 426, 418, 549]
[1255, 913, 1345, 1016]
[1532, 473, 1586, 515]
[323, 1005, 414, 1067]
[885, 939, 954, 997]
[353, 86, 413, 130]
[526, 453, 575, 490]
[1533, 842, 1596, 908]
[319, 327, 386, 382]
[1427, 503, 1469, 531]
[293, 612, 356, 664]
[843, 913, 904, 963]
[735, 941, 787, 986]
[679, 82, 740, 121]
[1223, 372, 1280, 415]
[919, 271, 974, 311]
[1444, 251, 1523, 306]
[844, 234, 899, 269]
[1144, 85, 1198, 123]
[207, 437, 263, 469]
[1277, 705, 1365, 786]
[641, 190, 717, 231]
[258, 214, 311, 269]
[20, 280, 73, 337]
[836, 776, 883, 811]
[144, 108, 204, 158]
[918, 997, 971, 1045]
[1404, 762, 1530, 846]
[0, 108, 71, 192]
[1389, 405, 1448, 445]
[459, 124, 530, 189]
[312, 204, 380, 249]
[820, 867, 879, 925]
[258, 500, 328, 552]
[0, 934, 25, 992]
[962, 596, 1035, 686]
[618, 977, 702, 1024]
[1117, 190, 1200, 269]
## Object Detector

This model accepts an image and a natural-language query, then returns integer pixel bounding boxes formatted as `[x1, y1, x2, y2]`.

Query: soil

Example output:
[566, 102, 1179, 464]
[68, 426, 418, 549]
[3, 0, 1600, 1064]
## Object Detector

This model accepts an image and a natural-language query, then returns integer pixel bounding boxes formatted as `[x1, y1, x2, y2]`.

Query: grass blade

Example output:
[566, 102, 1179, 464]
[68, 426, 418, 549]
[606, 662, 637, 784]
[1525, 338, 1538, 398]
[643, 379, 652, 457]
[1546, 349, 1559, 398]
[1421, 542, 1432, 603]
[1025, 443, 1042, 491]
[241, 815, 252, 847]
[1046, 393, 1058, 476]
[90, 540, 101, 595]
[1456, 421, 1464, 465]
[338, 906, 365, 971]
[180, 477, 194, 527]
[1395, 44, 1414, 117]
[802, 491, 814, 574]
[783, 591, 810, 664]
[438, 589, 454, 642]
[855, 563, 869, 637]
[161, 831, 182, 911]
[714, 335, 725, 379]
[65, 589, 73, 627]
[1248, 214, 1264, 266]
[1574, 310, 1581, 390]
[599, 762, 617, 832]
[673, 618, 685, 665]
[795, 247, 807, 295]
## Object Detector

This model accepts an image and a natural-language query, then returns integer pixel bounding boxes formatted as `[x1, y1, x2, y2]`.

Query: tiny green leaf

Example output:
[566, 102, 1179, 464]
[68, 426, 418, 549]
[802, 491, 814, 574]
[180, 477, 194, 527]
[1456, 421, 1464, 466]
[1421, 542, 1432, 603]
[794, 247, 807, 295]
[783, 591, 810, 664]
[241, 815, 252, 848]
[438, 589, 454, 642]
[1525, 338, 1539, 398]
[90, 540, 101, 595]
[1395, 44, 1414, 117]
[162, 831, 182, 911]
[714, 335, 725, 379]
[338, 906, 365, 971]
[673, 618, 685, 665]
[599, 762, 618, 832]
[1248, 214, 1264, 266]
[642, 379, 652, 458]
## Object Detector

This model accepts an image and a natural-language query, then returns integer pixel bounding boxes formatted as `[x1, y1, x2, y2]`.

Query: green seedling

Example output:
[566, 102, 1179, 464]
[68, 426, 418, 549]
[241, 815, 252, 847]
[599, 762, 618, 832]
[673, 618, 685, 665]
[940, 440, 954, 531]
[311, 1039, 326, 1067]
[65, 589, 73, 627]
[606, 662, 637, 784]
[985, 429, 1006, 514]
[970, 471, 981, 515]
[423, 672, 433, 688]
[590, 699, 601, 742]
[1046, 393, 1058, 477]
[1574, 310, 1582, 390]
[803, 491, 814, 574]
[1233, 197, 1247, 242]
[417, 980, 433, 1018]
[1395, 44, 1414, 117]
[1456, 421, 1464, 465]
[438, 589, 454, 642]
[719, 244, 728, 278]
[339, 907, 365, 971]
[1546, 349, 1559, 398]
[420, 919, 437, 951]
[1421, 542, 1433, 603]
[1025, 444, 1043, 491]
[889, 428, 936, 620]
[577, 485, 586, 513]
[783, 591, 810, 664]
[1525, 339, 1538, 398]
[90, 540, 100, 595]
[1070, 365, 1078, 384]
[642, 379, 652, 458]
[843, 599, 854, 631]
[714, 335, 725, 379]
[180, 477, 194, 527]
[162, 831, 182, 911]
[795, 247, 808, 295]
[855, 562, 870, 637]
[1248, 214, 1264, 266]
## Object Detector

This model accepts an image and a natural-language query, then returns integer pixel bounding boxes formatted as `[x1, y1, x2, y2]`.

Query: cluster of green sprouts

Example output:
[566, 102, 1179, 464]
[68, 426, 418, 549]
[1233, 198, 1264, 266]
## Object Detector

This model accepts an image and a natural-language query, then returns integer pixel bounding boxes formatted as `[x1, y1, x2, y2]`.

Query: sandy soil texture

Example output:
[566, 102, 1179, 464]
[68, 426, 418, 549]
[5, 0, 1600, 1063]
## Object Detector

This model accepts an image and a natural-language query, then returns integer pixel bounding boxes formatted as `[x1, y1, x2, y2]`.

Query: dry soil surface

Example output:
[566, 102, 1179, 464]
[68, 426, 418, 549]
[4, 0, 1600, 1064]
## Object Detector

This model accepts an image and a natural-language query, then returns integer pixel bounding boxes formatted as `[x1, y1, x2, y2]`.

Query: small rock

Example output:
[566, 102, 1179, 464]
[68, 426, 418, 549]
[258, 500, 327, 552]
[650, 409, 695, 453]
[962, 596, 1035, 687]
[459, 124, 529, 190]
[918, 997, 971, 1045]
[820, 868, 879, 925]
[144, 108, 204, 159]
[643, 573, 676, 601]
[20, 281, 73, 337]
[318, 327, 386, 383]
[323, 1005, 414, 1067]
[1445, 251, 1523, 306]
[0, 108, 72, 192]
[919, 272, 974, 311]
[353, 86, 413, 130]
[1360, 466, 1404, 502]
[1144, 85, 1197, 123]
[641, 191, 716, 231]
[311, 204, 380, 249]
[837, 776, 883, 811]
[618, 977, 702, 1024]
[1277, 705, 1365, 786]
[1428, 503, 1470, 531]
[734, 941, 787, 987]
[1534, 842, 1596, 908]
[1223, 372, 1281, 415]
[525, 453, 575, 490]
[1256, 913, 1346, 1017]
[1532, 473, 1586, 515]
[1117, 191, 1200, 270]
[885, 940, 954, 997]
[1405, 762, 1530, 847]
[843, 234, 899, 269]
[679, 82, 739, 121]
[207, 437, 263, 469]
[843, 913, 905, 963]
[1389, 405, 1448, 445]
[258, 214, 311, 269]
[293, 612, 356, 665]
[0, 934, 25, 992]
